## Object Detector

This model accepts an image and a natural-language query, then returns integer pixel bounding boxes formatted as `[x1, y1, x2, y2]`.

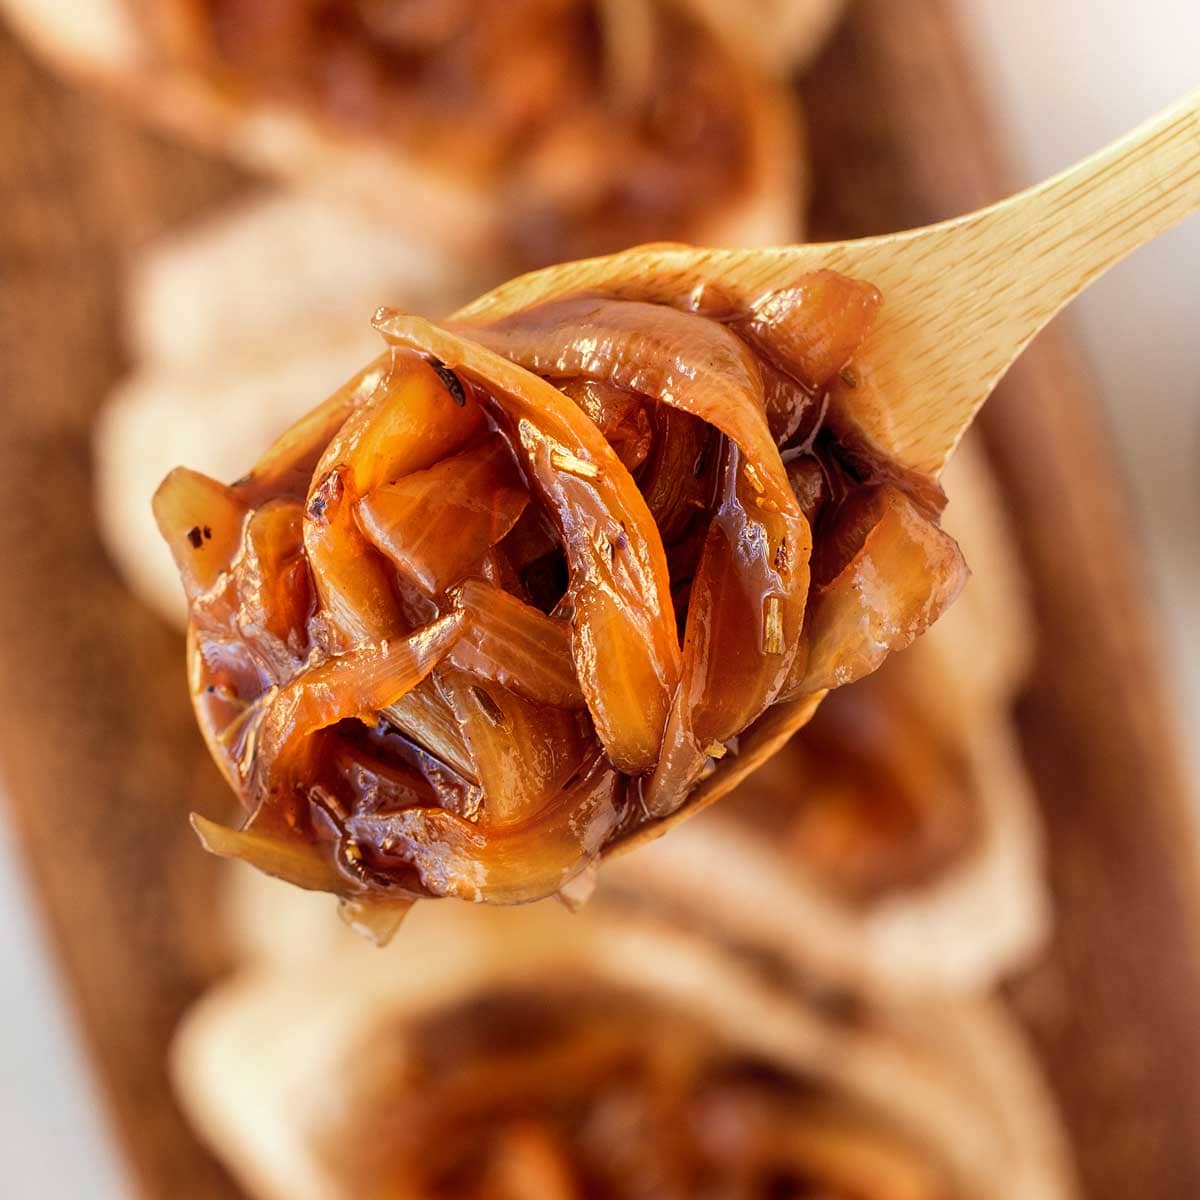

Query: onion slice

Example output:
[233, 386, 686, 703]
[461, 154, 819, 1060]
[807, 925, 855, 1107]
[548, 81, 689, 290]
[739, 270, 882, 389]
[303, 349, 484, 644]
[153, 467, 247, 602]
[347, 751, 624, 903]
[682, 443, 807, 744]
[357, 434, 529, 598]
[437, 667, 590, 829]
[373, 309, 681, 775]
[449, 578, 583, 709]
[190, 812, 343, 894]
[792, 486, 968, 696]
[460, 295, 796, 513]
[384, 684, 477, 781]
[249, 612, 463, 798]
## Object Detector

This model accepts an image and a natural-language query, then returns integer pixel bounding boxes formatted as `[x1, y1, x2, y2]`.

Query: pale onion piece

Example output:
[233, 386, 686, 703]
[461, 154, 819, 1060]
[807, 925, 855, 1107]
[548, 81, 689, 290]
[347, 754, 623, 904]
[152, 467, 248, 602]
[799, 491, 969, 695]
[302, 350, 484, 644]
[336, 895, 415, 947]
[384, 684, 476, 781]
[373, 310, 680, 775]
[251, 613, 464, 788]
[190, 813, 343, 894]
[449, 579, 583, 710]
[437, 669, 589, 829]
[356, 435, 528, 598]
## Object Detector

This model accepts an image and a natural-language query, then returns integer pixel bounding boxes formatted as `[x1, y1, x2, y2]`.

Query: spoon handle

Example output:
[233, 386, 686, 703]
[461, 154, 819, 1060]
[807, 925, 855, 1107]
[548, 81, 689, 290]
[970, 86, 1200, 326]
[863, 87, 1200, 475]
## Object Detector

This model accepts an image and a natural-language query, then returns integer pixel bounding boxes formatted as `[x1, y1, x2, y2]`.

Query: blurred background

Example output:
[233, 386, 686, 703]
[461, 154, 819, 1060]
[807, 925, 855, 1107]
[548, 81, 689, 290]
[0, 0, 1196, 1196]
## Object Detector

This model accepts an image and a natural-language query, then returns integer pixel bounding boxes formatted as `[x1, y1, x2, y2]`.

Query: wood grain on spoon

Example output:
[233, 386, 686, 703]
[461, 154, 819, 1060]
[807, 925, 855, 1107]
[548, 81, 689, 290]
[460, 86, 1200, 477]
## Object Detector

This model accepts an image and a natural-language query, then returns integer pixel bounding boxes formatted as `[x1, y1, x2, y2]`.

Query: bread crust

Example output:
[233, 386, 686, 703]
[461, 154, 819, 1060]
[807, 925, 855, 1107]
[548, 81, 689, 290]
[173, 901, 1075, 1200]
[0, 0, 807, 253]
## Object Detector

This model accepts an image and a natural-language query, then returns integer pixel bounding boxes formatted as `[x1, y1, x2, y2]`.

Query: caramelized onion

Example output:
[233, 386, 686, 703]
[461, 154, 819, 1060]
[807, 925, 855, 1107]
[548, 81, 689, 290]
[210, 614, 466, 855]
[462, 295, 794, 511]
[347, 751, 623, 903]
[159, 264, 968, 924]
[154, 467, 248, 601]
[190, 812, 342, 894]
[160, 0, 791, 265]
[638, 405, 713, 546]
[375, 312, 681, 774]
[308, 983, 954, 1199]
[770, 664, 976, 904]
[437, 666, 589, 828]
[357, 434, 528, 597]
[449, 579, 584, 709]
[559, 378, 653, 473]
[303, 350, 484, 644]
[741, 270, 883, 388]
[384, 685, 476, 780]
[794, 485, 968, 695]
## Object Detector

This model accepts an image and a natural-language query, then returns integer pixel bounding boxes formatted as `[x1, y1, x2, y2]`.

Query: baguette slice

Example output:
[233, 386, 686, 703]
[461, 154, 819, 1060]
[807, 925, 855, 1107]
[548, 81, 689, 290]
[173, 900, 1075, 1200]
[0, 0, 807, 256]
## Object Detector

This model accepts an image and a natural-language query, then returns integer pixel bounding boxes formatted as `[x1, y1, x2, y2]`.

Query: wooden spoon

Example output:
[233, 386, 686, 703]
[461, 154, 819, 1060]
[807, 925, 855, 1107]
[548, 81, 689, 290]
[459, 87, 1200, 860]
[459, 86, 1200, 478]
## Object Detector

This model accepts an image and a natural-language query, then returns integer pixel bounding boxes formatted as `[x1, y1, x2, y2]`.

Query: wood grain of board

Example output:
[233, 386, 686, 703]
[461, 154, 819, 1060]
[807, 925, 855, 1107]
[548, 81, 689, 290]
[0, 2, 1198, 1198]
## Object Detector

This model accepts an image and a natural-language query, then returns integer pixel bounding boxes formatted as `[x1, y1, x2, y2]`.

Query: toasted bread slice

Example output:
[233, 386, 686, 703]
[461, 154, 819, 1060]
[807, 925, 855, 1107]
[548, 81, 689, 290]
[174, 901, 1075, 1200]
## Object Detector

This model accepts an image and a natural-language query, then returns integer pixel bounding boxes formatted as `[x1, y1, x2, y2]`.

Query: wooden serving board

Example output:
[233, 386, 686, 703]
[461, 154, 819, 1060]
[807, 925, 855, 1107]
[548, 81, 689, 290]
[0, 2, 1197, 1197]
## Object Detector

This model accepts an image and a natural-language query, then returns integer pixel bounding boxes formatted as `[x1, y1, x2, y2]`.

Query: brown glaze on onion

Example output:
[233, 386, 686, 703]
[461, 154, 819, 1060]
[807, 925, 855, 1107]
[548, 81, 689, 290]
[158, 0, 779, 264]
[320, 985, 951, 1199]
[155, 267, 967, 934]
